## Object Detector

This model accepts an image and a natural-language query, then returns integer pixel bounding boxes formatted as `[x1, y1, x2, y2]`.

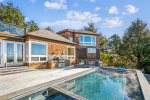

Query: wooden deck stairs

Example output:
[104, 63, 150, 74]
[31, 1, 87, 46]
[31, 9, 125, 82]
[0, 66, 35, 75]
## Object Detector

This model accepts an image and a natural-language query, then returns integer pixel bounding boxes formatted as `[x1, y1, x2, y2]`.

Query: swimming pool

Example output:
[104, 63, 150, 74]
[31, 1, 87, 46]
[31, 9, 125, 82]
[63, 72, 144, 100]
[18, 71, 144, 100]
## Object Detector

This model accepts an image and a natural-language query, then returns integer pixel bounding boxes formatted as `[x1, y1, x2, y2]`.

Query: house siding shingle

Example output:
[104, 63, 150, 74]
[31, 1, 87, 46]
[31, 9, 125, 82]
[26, 35, 75, 68]
[57, 30, 100, 63]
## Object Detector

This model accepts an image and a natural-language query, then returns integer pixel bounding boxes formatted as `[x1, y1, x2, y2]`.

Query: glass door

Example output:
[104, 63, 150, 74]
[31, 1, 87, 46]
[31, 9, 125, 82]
[7, 43, 14, 63]
[17, 44, 23, 62]
[0, 42, 2, 67]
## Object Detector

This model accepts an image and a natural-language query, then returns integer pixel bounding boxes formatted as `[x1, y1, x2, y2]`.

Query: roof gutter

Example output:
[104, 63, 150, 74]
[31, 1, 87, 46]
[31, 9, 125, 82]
[0, 34, 25, 40]
[26, 34, 76, 45]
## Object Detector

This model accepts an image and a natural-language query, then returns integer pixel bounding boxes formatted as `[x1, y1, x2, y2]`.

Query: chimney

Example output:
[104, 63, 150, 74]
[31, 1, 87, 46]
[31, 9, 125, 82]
[24, 28, 29, 35]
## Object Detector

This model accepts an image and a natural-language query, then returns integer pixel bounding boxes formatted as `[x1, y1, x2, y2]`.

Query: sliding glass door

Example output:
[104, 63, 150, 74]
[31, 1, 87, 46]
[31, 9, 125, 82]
[0, 42, 2, 67]
[17, 44, 23, 62]
[7, 42, 24, 63]
[7, 43, 14, 63]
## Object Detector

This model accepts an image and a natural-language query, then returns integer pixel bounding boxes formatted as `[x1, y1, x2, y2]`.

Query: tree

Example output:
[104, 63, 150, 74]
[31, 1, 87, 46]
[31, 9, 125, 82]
[121, 19, 150, 68]
[99, 34, 108, 52]
[45, 26, 54, 32]
[84, 23, 98, 33]
[26, 20, 39, 32]
[0, 2, 25, 27]
[108, 34, 122, 54]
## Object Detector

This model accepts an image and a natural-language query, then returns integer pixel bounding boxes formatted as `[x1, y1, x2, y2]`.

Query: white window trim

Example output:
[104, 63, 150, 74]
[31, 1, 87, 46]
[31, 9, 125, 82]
[0, 40, 2, 67]
[79, 35, 96, 46]
[67, 46, 76, 60]
[28, 41, 48, 63]
[87, 48, 96, 53]
[6, 41, 25, 63]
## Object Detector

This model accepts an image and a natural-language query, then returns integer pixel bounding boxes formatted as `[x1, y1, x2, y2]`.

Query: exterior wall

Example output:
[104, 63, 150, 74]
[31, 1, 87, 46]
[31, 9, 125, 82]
[58, 31, 100, 62]
[25, 36, 75, 68]
[0, 33, 25, 67]
[27, 62, 48, 69]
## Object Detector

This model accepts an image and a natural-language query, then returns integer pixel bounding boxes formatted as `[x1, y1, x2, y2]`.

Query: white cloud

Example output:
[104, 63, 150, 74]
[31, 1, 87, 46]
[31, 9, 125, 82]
[89, 0, 96, 2]
[122, 12, 126, 15]
[67, 10, 101, 23]
[0, 0, 3, 2]
[125, 5, 139, 14]
[25, 17, 30, 22]
[41, 20, 86, 29]
[103, 17, 123, 28]
[41, 10, 101, 29]
[95, 7, 101, 12]
[108, 6, 119, 14]
[44, 0, 67, 10]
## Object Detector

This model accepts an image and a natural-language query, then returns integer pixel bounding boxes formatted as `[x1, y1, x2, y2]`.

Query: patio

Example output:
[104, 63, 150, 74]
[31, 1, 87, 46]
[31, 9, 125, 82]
[0, 67, 96, 100]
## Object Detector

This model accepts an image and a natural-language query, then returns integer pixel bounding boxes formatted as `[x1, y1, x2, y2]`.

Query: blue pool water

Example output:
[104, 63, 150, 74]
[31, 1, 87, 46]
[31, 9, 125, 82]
[19, 71, 143, 100]
[66, 72, 127, 100]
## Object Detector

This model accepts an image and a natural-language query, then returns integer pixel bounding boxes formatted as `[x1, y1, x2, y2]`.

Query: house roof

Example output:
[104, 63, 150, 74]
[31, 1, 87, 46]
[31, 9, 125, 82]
[26, 30, 75, 44]
[57, 29, 100, 36]
[0, 32, 18, 37]
[0, 32, 24, 39]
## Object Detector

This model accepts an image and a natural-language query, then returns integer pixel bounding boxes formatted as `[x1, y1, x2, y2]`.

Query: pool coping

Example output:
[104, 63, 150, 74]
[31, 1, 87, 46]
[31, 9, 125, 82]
[5, 68, 96, 100]
[136, 70, 150, 100]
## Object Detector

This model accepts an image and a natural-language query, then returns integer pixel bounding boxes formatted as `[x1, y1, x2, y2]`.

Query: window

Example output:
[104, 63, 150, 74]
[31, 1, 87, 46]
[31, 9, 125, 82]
[69, 37, 73, 42]
[67, 46, 75, 59]
[7, 42, 24, 63]
[80, 35, 96, 46]
[68, 48, 75, 55]
[17, 44, 23, 62]
[7, 43, 14, 62]
[30, 42, 47, 62]
[40, 57, 47, 61]
[0, 42, 1, 65]
[87, 48, 96, 53]
[25, 42, 29, 62]
[31, 57, 39, 61]
[31, 43, 46, 55]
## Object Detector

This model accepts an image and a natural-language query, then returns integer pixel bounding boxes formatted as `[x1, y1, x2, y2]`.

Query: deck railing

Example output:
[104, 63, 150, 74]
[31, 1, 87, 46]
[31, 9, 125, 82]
[0, 21, 24, 36]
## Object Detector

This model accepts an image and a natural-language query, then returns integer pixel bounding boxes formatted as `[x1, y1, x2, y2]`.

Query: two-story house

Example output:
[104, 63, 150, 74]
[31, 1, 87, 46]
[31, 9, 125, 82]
[57, 29, 100, 66]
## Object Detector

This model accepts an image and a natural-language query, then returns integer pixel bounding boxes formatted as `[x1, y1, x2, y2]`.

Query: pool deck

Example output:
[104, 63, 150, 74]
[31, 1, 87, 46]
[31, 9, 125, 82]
[0, 67, 96, 100]
[136, 70, 150, 100]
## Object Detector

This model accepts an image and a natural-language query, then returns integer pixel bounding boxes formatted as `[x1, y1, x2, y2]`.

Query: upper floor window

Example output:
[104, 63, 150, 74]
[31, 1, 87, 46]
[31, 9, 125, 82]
[87, 48, 96, 53]
[69, 37, 73, 42]
[80, 35, 96, 46]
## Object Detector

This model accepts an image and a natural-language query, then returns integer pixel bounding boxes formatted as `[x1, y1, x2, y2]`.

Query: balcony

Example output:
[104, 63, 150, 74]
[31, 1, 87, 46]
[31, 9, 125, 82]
[0, 21, 24, 36]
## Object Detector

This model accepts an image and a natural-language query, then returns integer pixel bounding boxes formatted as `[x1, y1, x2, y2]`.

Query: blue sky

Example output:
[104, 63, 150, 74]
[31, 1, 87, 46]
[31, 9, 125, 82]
[1, 0, 150, 38]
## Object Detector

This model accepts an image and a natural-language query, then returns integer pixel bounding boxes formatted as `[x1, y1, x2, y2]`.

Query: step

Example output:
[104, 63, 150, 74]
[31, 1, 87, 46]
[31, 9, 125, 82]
[57, 83, 68, 88]
[0, 69, 34, 75]
[0, 66, 29, 70]
[0, 67, 32, 72]
[66, 82, 76, 90]
[0, 68, 35, 74]
[70, 86, 82, 93]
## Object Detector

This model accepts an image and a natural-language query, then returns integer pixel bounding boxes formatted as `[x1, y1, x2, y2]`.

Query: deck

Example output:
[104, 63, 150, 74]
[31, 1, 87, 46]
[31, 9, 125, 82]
[0, 67, 96, 100]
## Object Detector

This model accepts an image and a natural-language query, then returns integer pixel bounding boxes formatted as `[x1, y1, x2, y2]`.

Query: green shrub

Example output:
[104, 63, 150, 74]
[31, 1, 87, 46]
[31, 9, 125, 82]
[100, 52, 137, 68]
[100, 52, 111, 63]
[144, 66, 150, 74]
